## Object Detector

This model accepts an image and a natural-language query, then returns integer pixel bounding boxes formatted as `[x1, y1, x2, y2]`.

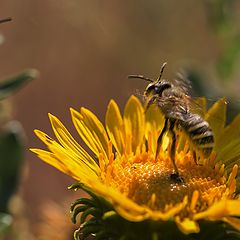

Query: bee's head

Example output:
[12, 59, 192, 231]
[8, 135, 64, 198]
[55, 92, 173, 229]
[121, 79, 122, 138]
[128, 62, 170, 97]
[144, 81, 171, 97]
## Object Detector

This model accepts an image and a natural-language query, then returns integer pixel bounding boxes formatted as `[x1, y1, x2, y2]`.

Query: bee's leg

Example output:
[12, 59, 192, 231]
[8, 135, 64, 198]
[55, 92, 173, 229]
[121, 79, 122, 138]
[155, 118, 169, 159]
[144, 95, 157, 113]
[193, 150, 197, 164]
[169, 119, 182, 182]
[169, 119, 178, 174]
[193, 149, 203, 166]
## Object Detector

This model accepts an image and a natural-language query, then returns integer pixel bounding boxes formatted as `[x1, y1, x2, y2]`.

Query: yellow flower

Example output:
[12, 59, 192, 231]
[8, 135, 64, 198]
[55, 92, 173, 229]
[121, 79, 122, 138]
[31, 96, 240, 238]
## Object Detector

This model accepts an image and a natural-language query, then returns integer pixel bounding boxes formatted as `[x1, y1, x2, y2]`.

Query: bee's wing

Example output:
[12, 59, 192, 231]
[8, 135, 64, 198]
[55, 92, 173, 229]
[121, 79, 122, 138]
[189, 97, 228, 128]
[173, 71, 192, 96]
[173, 71, 207, 116]
[189, 97, 206, 117]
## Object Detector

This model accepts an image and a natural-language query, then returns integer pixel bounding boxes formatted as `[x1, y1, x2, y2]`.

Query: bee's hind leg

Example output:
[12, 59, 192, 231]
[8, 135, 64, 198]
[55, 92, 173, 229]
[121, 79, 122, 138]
[155, 118, 169, 159]
[193, 150, 197, 164]
[169, 119, 183, 183]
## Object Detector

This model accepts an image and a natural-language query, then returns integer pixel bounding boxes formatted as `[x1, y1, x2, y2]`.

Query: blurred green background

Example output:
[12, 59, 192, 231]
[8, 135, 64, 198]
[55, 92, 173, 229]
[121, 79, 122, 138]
[0, 1, 240, 239]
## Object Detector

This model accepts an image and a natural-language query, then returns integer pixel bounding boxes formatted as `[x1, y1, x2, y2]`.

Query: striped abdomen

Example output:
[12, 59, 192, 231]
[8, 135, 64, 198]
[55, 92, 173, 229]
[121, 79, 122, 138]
[179, 113, 214, 156]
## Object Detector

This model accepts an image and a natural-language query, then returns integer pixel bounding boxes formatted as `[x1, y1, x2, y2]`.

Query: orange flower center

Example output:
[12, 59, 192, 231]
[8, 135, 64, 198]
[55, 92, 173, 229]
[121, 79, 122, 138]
[106, 151, 235, 213]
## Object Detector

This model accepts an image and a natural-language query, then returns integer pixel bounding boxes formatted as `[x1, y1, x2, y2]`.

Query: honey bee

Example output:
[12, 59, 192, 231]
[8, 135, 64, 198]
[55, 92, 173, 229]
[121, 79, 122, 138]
[129, 63, 214, 182]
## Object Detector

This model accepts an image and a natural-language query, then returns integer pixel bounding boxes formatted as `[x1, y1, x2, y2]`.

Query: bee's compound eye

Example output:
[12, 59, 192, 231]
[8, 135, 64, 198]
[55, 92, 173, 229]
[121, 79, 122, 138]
[145, 84, 155, 92]
[155, 86, 160, 93]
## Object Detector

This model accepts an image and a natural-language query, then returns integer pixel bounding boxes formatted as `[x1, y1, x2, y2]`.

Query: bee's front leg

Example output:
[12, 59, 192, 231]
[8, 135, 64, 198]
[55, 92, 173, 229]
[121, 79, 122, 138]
[155, 118, 169, 159]
[144, 95, 158, 113]
[169, 119, 183, 182]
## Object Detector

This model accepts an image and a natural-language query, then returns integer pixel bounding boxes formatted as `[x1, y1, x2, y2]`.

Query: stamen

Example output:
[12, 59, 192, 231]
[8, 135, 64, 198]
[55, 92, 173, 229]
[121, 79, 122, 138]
[190, 190, 199, 212]
[229, 179, 236, 195]
[147, 131, 153, 155]
[227, 164, 238, 187]
[108, 141, 114, 165]
[209, 152, 216, 166]
[149, 193, 156, 209]
[219, 164, 225, 176]
[106, 165, 113, 184]
[98, 153, 106, 172]
[126, 133, 132, 155]
[214, 163, 220, 173]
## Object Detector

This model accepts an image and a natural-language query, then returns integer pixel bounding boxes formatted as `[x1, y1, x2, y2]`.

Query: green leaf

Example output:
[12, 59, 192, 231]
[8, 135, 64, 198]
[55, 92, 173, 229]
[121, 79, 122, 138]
[0, 121, 25, 212]
[0, 213, 12, 235]
[217, 36, 240, 80]
[0, 69, 39, 100]
[205, 0, 235, 33]
[0, 18, 12, 24]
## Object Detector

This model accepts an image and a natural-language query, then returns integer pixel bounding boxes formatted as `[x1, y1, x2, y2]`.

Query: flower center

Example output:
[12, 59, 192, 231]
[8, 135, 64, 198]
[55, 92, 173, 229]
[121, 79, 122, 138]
[107, 152, 231, 212]
[125, 161, 189, 210]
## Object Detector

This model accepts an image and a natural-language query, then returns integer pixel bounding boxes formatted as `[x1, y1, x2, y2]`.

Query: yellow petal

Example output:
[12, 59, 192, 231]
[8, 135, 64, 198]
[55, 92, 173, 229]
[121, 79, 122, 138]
[84, 178, 150, 219]
[194, 200, 240, 220]
[80, 108, 109, 156]
[216, 114, 240, 152]
[105, 100, 125, 155]
[114, 205, 148, 222]
[33, 130, 100, 180]
[33, 130, 100, 176]
[30, 148, 96, 182]
[151, 196, 188, 221]
[30, 148, 74, 176]
[223, 216, 240, 231]
[205, 98, 227, 142]
[48, 114, 100, 174]
[175, 217, 200, 234]
[123, 95, 145, 154]
[216, 138, 240, 163]
[71, 108, 109, 161]
[145, 105, 164, 154]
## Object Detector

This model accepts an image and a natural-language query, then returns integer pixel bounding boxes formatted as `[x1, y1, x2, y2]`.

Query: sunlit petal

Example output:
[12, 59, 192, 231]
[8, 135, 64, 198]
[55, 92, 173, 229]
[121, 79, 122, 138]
[105, 99, 126, 154]
[123, 96, 145, 154]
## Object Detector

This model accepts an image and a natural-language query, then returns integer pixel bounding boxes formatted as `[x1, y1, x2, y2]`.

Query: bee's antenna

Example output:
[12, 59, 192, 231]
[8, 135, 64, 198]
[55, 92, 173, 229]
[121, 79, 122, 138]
[128, 75, 154, 82]
[157, 62, 167, 82]
[0, 17, 12, 24]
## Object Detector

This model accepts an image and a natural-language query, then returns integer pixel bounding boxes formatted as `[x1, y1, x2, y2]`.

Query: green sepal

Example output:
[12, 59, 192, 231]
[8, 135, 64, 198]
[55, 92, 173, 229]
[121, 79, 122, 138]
[71, 197, 97, 212]
[81, 221, 102, 236]
[71, 205, 89, 224]
[80, 207, 101, 223]
[0, 69, 39, 100]
[102, 210, 117, 220]
[95, 230, 113, 240]
[68, 182, 83, 191]
[69, 182, 112, 210]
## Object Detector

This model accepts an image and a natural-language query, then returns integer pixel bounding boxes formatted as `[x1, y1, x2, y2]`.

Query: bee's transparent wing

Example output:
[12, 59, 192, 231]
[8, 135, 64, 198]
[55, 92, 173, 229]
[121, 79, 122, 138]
[173, 71, 192, 96]
[189, 97, 207, 117]
[190, 97, 228, 131]
[173, 71, 207, 116]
